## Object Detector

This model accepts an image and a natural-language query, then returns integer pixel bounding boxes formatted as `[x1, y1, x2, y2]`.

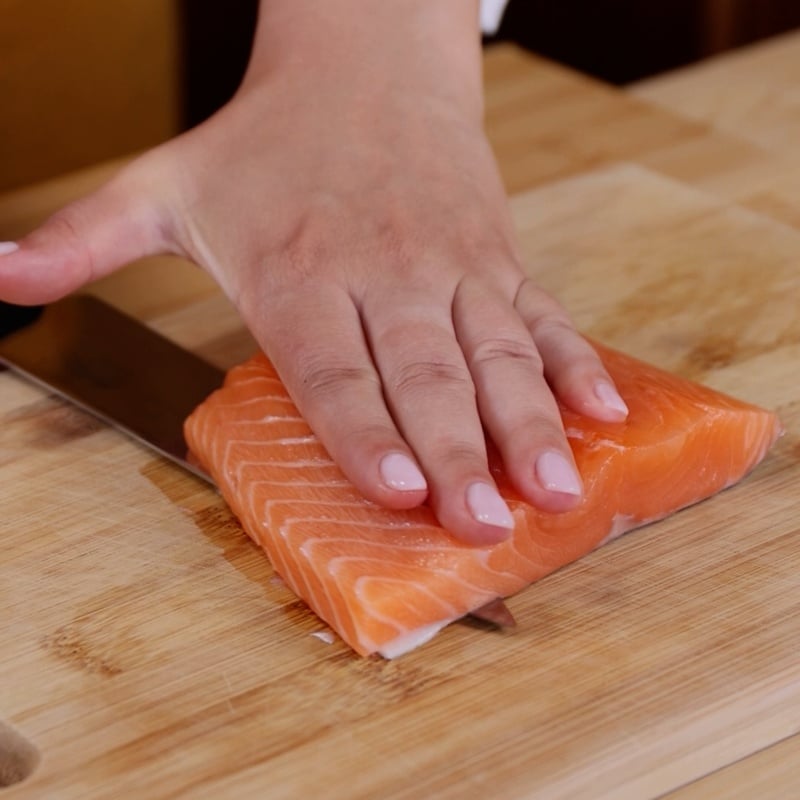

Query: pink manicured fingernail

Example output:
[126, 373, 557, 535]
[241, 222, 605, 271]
[466, 482, 515, 529]
[0, 242, 19, 256]
[380, 453, 427, 492]
[536, 451, 582, 496]
[595, 380, 629, 416]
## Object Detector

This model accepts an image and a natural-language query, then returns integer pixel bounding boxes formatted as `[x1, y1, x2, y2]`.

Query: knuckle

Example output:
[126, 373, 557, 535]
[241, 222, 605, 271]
[370, 215, 417, 266]
[430, 439, 486, 471]
[344, 421, 402, 453]
[46, 210, 81, 242]
[516, 280, 568, 316]
[511, 417, 564, 447]
[390, 359, 472, 397]
[43, 211, 95, 284]
[267, 213, 344, 293]
[281, 224, 330, 285]
[528, 312, 575, 342]
[471, 336, 543, 373]
[298, 361, 379, 399]
[467, 236, 524, 275]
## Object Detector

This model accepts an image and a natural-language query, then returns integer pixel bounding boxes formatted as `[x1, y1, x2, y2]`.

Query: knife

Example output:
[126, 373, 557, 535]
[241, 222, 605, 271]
[0, 295, 515, 628]
[0, 295, 220, 484]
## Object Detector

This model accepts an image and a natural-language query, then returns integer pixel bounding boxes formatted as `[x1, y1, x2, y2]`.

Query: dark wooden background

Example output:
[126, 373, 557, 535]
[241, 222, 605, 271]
[179, 0, 800, 127]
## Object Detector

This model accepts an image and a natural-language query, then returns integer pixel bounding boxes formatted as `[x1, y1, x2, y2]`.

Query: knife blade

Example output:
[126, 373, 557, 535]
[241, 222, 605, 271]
[0, 295, 515, 628]
[0, 295, 220, 483]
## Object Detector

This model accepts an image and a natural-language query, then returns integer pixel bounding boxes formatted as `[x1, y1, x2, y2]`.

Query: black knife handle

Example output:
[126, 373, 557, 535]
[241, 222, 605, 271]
[0, 301, 44, 338]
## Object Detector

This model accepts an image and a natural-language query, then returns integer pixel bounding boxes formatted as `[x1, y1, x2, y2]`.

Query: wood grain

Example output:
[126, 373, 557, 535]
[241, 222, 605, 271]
[664, 735, 800, 798]
[628, 40, 800, 786]
[482, 46, 705, 195]
[632, 29, 800, 230]
[1, 42, 799, 799]
[633, 29, 800, 152]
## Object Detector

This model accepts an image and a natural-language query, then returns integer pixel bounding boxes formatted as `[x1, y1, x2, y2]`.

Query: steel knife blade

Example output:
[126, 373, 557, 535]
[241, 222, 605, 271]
[0, 295, 221, 483]
[0, 295, 515, 628]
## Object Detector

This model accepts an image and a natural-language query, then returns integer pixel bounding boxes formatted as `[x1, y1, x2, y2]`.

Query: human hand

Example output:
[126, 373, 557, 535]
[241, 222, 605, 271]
[0, 0, 627, 545]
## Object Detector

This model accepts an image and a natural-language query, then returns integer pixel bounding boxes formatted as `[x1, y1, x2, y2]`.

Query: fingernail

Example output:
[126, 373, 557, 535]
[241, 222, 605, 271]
[466, 482, 515, 529]
[0, 242, 19, 256]
[535, 451, 582, 496]
[379, 453, 427, 492]
[595, 380, 629, 416]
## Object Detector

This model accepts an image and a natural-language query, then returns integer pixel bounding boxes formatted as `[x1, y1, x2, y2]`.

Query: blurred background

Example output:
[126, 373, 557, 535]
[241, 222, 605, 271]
[3, 0, 800, 193]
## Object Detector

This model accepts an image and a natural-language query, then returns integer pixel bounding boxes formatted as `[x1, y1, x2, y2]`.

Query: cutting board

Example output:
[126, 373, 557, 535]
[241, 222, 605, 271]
[2, 46, 800, 800]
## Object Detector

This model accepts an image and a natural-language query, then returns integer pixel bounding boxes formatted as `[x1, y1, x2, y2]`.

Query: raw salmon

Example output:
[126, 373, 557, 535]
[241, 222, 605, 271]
[184, 342, 782, 658]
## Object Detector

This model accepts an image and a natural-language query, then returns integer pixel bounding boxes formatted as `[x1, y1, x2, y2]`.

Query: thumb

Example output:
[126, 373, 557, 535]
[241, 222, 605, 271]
[0, 157, 173, 305]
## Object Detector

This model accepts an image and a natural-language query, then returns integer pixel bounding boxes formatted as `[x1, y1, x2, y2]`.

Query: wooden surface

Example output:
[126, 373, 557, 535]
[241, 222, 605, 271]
[2, 36, 800, 799]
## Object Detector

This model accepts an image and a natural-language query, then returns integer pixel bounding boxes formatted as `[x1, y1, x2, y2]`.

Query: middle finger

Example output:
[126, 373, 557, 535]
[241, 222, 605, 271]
[364, 289, 515, 546]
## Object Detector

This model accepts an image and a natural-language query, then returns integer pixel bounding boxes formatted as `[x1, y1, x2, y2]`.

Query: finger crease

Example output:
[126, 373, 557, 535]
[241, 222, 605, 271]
[392, 361, 472, 395]
[528, 315, 573, 342]
[51, 213, 96, 285]
[301, 365, 380, 395]
[472, 338, 542, 370]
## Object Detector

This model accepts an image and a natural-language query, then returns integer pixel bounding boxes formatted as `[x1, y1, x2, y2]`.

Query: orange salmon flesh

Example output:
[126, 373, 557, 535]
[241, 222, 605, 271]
[184, 342, 782, 657]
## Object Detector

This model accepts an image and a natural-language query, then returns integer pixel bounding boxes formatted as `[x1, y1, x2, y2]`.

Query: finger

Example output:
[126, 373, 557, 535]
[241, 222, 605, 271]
[515, 280, 629, 421]
[0, 157, 170, 305]
[256, 284, 429, 511]
[364, 289, 515, 546]
[454, 277, 584, 513]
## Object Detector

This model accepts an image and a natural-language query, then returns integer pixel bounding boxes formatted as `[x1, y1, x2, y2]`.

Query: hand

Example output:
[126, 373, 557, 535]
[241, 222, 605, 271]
[0, 0, 627, 545]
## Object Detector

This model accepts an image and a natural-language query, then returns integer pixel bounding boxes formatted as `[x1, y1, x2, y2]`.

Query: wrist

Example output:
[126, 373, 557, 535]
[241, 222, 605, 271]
[243, 0, 484, 121]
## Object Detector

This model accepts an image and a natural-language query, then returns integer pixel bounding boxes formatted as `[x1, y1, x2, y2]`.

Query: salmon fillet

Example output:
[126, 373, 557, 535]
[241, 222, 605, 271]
[184, 342, 782, 657]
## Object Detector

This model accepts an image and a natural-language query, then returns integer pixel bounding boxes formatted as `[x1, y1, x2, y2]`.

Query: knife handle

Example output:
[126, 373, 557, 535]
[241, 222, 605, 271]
[0, 302, 44, 338]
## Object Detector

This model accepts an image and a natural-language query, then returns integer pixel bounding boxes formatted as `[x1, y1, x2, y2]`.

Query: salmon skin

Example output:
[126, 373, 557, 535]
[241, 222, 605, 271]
[184, 342, 782, 658]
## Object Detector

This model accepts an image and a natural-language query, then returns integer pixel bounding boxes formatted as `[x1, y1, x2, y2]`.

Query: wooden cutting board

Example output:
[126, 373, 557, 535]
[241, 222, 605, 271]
[2, 44, 800, 800]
